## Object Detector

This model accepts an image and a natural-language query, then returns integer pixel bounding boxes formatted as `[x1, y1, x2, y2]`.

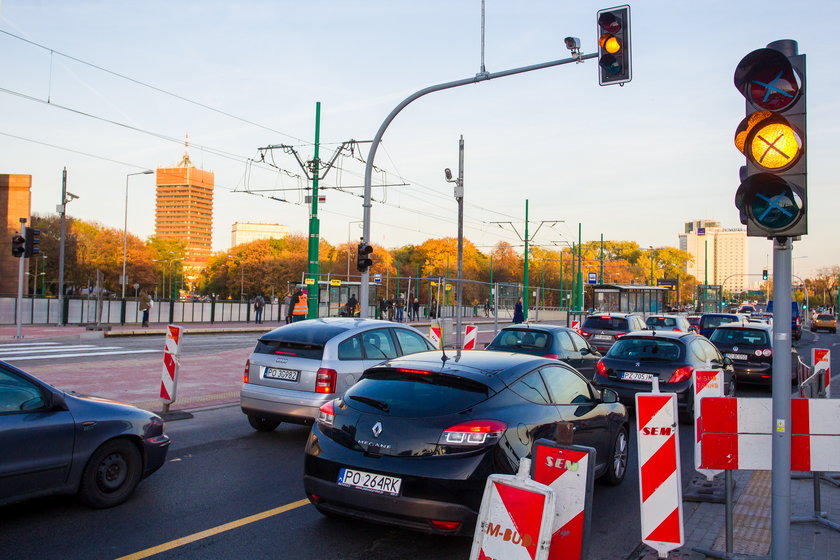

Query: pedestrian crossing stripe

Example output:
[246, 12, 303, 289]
[0, 342, 158, 361]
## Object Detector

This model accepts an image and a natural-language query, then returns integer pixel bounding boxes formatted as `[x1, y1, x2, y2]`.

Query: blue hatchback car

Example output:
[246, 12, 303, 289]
[698, 313, 745, 338]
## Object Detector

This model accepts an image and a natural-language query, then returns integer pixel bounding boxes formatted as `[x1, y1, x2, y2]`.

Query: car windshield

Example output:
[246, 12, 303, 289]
[583, 316, 628, 330]
[700, 315, 738, 329]
[491, 329, 551, 350]
[710, 328, 770, 346]
[607, 337, 684, 361]
[687, 317, 701, 326]
[347, 369, 491, 417]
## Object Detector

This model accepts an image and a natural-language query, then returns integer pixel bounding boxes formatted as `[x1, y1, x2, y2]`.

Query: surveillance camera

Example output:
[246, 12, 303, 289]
[564, 37, 581, 51]
[66, 192, 80, 200]
[444, 168, 453, 181]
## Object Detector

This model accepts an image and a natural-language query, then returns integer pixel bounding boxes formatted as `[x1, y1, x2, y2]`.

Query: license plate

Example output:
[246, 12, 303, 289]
[594, 335, 612, 341]
[338, 468, 402, 496]
[264, 367, 300, 382]
[726, 353, 748, 361]
[621, 371, 655, 382]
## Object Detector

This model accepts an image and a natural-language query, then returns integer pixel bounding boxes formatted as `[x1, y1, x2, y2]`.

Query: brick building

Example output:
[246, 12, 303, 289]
[0, 174, 32, 295]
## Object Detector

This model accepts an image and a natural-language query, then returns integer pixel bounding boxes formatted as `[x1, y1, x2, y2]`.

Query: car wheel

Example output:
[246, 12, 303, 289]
[602, 426, 628, 486]
[78, 439, 142, 509]
[248, 415, 280, 432]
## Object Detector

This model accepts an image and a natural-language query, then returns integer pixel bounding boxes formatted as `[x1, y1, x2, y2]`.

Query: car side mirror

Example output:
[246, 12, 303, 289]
[579, 347, 590, 355]
[601, 388, 619, 404]
[722, 356, 733, 367]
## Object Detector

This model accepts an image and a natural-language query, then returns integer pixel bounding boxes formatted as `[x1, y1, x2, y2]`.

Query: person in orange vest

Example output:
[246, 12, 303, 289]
[290, 286, 308, 322]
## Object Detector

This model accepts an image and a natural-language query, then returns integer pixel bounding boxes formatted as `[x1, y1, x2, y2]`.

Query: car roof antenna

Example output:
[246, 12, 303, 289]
[441, 343, 449, 365]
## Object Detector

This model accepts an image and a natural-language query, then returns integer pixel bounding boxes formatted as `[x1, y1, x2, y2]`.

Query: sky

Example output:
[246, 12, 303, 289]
[0, 0, 836, 281]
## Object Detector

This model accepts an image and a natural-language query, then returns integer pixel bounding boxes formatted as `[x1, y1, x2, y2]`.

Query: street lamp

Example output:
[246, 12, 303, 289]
[444, 136, 464, 349]
[122, 170, 154, 298]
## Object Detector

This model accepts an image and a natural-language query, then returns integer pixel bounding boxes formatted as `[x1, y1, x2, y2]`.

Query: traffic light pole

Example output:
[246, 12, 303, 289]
[15, 217, 26, 339]
[771, 236, 793, 559]
[358, 51, 597, 317]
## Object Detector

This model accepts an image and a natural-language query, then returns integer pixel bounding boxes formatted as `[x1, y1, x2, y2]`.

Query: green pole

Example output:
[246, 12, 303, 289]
[577, 223, 583, 312]
[571, 243, 576, 310]
[523, 200, 530, 320]
[704, 238, 708, 311]
[600, 233, 604, 284]
[559, 250, 564, 310]
[836, 274, 839, 315]
[306, 102, 322, 319]
[489, 254, 494, 306]
[541, 263, 545, 310]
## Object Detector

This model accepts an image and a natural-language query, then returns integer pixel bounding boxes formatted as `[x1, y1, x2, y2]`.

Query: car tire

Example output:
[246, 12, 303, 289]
[78, 439, 142, 509]
[248, 415, 280, 432]
[602, 426, 628, 486]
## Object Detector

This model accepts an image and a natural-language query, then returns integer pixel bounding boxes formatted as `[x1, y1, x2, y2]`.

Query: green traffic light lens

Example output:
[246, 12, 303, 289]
[748, 181, 802, 229]
[599, 54, 622, 75]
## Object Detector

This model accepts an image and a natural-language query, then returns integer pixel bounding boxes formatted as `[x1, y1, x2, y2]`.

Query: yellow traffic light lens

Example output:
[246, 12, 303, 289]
[599, 34, 621, 54]
[749, 121, 800, 170]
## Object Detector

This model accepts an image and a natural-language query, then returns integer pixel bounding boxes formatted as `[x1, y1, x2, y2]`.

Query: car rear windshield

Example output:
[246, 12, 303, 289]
[700, 315, 738, 329]
[646, 317, 678, 328]
[710, 328, 770, 346]
[583, 316, 629, 331]
[345, 368, 491, 417]
[253, 324, 347, 359]
[491, 329, 551, 350]
[817, 314, 835, 321]
[607, 337, 685, 361]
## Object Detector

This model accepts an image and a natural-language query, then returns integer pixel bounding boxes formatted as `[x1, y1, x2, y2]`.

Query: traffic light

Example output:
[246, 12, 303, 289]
[596, 5, 631, 86]
[11, 233, 25, 258]
[762, 269, 768, 280]
[734, 40, 806, 238]
[356, 242, 373, 272]
[24, 227, 40, 258]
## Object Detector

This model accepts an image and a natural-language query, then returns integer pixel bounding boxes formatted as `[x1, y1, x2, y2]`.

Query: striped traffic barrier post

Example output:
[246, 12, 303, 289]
[463, 325, 477, 350]
[812, 348, 831, 398]
[429, 326, 442, 349]
[159, 325, 183, 414]
[693, 370, 725, 481]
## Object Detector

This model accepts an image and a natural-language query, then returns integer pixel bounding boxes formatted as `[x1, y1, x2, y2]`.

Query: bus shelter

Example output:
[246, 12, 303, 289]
[592, 284, 669, 314]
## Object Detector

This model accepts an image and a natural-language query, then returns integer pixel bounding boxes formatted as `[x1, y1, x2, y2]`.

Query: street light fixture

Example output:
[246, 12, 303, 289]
[122, 170, 154, 298]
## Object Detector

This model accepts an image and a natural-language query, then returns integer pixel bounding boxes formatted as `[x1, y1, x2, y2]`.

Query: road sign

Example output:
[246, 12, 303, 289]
[464, 325, 477, 350]
[587, 272, 598, 284]
[697, 227, 705, 236]
[304, 278, 315, 285]
[160, 325, 183, 405]
[373, 273, 382, 284]
[813, 348, 831, 398]
[330, 279, 341, 287]
[692, 370, 724, 481]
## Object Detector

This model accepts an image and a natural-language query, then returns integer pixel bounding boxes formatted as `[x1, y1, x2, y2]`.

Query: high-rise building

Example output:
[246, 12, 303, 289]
[155, 149, 214, 287]
[231, 222, 288, 247]
[679, 220, 748, 293]
[0, 174, 32, 295]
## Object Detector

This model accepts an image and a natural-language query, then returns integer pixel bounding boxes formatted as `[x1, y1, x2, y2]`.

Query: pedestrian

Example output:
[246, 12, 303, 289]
[378, 297, 387, 320]
[395, 293, 405, 322]
[346, 293, 358, 317]
[386, 298, 395, 321]
[412, 297, 420, 321]
[290, 286, 308, 322]
[253, 294, 265, 324]
[139, 288, 152, 327]
[283, 292, 292, 324]
[484, 298, 491, 317]
[429, 297, 438, 319]
[513, 297, 524, 324]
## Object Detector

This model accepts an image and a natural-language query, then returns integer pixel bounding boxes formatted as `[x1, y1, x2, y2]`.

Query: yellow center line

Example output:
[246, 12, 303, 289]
[114, 498, 311, 560]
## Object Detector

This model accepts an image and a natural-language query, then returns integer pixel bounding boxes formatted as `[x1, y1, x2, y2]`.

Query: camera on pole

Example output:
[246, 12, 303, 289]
[733, 41, 807, 238]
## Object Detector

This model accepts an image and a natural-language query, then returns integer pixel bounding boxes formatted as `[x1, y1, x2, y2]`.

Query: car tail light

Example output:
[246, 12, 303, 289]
[315, 368, 337, 394]
[440, 420, 506, 446]
[596, 360, 608, 378]
[431, 520, 461, 532]
[755, 348, 772, 357]
[243, 359, 250, 384]
[796, 317, 801, 326]
[397, 368, 432, 375]
[317, 400, 336, 426]
[309, 493, 321, 503]
[543, 353, 560, 359]
[614, 332, 626, 339]
[669, 366, 693, 383]
[578, 329, 591, 337]
[673, 328, 682, 332]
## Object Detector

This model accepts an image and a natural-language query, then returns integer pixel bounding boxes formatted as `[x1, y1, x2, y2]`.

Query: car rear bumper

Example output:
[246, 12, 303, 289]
[594, 377, 692, 409]
[240, 383, 334, 425]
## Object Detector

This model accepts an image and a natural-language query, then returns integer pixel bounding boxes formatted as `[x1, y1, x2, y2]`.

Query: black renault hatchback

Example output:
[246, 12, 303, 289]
[303, 350, 628, 535]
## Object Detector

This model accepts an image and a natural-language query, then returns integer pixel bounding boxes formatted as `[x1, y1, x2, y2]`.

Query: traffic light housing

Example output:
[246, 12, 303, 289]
[734, 41, 806, 238]
[356, 242, 373, 272]
[11, 233, 25, 258]
[597, 5, 631, 86]
[24, 227, 40, 258]
[762, 269, 768, 281]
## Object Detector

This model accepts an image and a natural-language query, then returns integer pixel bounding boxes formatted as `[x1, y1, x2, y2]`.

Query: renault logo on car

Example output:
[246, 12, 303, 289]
[372, 421, 383, 438]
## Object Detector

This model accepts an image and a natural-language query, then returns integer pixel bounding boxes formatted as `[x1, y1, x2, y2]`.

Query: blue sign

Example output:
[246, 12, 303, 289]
[697, 227, 706, 236]
[373, 273, 382, 284]
[588, 272, 598, 284]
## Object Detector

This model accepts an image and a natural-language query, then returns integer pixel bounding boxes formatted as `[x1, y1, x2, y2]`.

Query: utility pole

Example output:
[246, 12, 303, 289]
[15, 217, 26, 338]
[57, 168, 77, 326]
[577, 223, 583, 311]
[444, 135, 465, 349]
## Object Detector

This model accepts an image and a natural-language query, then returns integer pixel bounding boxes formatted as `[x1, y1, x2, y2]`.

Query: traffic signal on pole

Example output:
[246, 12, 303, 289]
[11, 234, 25, 258]
[762, 269, 768, 280]
[734, 41, 806, 238]
[356, 242, 373, 272]
[596, 5, 631, 86]
[24, 227, 40, 258]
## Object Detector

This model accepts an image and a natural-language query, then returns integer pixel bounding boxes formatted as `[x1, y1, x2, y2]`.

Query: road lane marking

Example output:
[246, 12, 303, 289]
[2, 349, 159, 361]
[0, 342, 60, 348]
[0, 344, 109, 355]
[114, 498, 311, 560]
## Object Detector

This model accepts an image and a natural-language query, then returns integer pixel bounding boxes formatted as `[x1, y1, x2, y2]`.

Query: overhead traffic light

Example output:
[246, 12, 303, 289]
[762, 269, 768, 280]
[11, 233, 25, 258]
[24, 227, 40, 258]
[734, 40, 806, 238]
[356, 242, 373, 272]
[596, 5, 631, 86]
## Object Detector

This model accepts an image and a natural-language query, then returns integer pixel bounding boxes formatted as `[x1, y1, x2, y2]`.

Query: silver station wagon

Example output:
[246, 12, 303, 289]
[240, 318, 436, 431]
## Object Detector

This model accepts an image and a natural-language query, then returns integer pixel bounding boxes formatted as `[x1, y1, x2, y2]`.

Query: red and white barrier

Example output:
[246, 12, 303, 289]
[700, 397, 840, 471]
[531, 441, 595, 560]
[160, 325, 183, 404]
[636, 390, 684, 557]
[812, 348, 831, 398]
[463, 325, 477, 350]
[429, 326, 442, 349]
[570, 320, 580, 331]
[693, 370, 724, 481]
[470, 460, 555, 560]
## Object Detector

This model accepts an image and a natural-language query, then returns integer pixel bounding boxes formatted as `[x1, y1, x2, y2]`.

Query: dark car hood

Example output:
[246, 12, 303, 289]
[64, 391, 160, 419]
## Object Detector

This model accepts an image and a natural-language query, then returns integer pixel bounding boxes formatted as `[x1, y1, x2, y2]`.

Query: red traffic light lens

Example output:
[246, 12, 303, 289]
[598, 12, 621, 34]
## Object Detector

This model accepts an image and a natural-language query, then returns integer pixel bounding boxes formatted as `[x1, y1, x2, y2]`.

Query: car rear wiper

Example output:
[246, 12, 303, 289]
[349, 395, 390, 412]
